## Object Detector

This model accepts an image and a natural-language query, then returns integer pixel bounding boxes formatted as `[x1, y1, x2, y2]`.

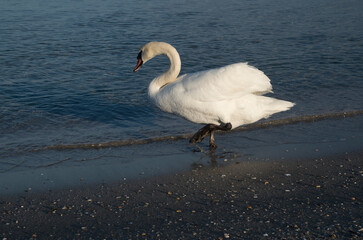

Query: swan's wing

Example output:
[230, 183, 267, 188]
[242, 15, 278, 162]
[176, 63, 272, 102]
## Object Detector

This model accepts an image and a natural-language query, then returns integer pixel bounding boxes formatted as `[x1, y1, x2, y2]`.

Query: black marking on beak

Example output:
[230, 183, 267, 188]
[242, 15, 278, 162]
[133, 51, 143, 72]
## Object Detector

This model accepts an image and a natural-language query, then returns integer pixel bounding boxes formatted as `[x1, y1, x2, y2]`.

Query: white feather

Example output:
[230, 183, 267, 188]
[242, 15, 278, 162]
[135, 42, 294, 129]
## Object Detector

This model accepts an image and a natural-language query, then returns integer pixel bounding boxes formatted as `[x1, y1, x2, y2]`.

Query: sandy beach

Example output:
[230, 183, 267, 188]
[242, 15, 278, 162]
[2, 0, 363, 239]
[1, 150, 361, 239]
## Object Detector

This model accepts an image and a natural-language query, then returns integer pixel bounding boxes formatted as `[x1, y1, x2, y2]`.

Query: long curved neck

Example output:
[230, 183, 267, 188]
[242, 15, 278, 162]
[148, 44, 181, 98]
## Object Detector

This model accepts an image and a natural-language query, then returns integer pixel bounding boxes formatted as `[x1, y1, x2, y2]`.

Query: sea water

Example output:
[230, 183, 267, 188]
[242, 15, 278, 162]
[0, 0, 362, 194]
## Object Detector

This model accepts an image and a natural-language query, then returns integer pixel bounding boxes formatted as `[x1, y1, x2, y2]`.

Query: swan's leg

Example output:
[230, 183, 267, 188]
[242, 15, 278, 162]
[190, 124, 214, 144]
[190, 122, 232, 146]
[209, 123, 232, 150]
[209, 130, 217, 150]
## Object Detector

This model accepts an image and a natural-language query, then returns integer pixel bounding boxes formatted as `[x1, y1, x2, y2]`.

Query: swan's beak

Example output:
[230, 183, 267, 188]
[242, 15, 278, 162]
[133, 58, 143, 72]
[133, 51, 143, 72]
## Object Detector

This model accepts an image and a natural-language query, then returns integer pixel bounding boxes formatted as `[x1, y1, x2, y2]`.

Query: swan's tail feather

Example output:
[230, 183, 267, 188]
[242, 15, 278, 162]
[271, 99, 295, 113]
[231, 95, 295, 127]
[261, 98, 295, 118]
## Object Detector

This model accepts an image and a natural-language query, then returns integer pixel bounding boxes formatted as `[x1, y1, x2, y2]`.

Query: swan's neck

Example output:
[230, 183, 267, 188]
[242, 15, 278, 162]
[148, 44, 181, 98]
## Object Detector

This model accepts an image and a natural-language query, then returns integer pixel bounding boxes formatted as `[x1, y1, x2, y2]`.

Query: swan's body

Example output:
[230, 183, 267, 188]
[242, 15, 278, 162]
[134, 42, 294, 149]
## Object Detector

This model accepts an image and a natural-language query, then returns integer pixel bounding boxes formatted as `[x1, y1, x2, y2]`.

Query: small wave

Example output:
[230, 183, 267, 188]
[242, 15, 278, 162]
[31, 110, 363, 152]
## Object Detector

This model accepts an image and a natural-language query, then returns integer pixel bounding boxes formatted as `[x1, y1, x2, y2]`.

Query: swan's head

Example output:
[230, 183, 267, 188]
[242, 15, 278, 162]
[133, 42, 173, 72]
[133, 42, 158, 72]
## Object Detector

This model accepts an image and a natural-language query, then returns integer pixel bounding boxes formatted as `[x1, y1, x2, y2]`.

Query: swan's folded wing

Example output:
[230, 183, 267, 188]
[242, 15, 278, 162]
[178, 63, 273, 102]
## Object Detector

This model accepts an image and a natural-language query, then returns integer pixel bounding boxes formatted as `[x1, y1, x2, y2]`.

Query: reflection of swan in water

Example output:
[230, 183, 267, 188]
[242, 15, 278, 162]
[133, 42, 294, 149]
[191, 146, 238, 168]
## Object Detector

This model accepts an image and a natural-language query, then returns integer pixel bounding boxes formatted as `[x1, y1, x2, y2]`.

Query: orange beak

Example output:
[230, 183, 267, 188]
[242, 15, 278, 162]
[133, 58, 143, 72]
[133, 51, 143, 72]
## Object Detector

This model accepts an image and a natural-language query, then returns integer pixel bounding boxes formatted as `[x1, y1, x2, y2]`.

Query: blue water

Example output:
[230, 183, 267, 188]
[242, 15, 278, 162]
[0, 0, 362, 194]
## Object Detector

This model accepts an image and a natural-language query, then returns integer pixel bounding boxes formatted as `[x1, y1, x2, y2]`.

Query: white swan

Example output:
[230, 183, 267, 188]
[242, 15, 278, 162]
[134, 42, 294, 149]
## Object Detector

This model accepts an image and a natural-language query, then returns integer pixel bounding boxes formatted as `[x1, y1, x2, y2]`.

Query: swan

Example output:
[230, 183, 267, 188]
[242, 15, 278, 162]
[133, 42, 294, 150]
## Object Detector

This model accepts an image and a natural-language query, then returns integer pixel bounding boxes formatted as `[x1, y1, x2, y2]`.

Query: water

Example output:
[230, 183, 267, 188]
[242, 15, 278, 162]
[0, 0, 362, 194]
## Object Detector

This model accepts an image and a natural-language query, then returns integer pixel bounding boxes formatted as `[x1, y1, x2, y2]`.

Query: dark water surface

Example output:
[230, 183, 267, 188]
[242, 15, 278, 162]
[0, 0, 362, 194]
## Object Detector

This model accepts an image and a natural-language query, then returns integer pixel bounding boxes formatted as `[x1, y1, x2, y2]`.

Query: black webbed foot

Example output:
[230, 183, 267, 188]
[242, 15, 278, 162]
[209, 142, 218, 151]
[223, 122, 232, 130]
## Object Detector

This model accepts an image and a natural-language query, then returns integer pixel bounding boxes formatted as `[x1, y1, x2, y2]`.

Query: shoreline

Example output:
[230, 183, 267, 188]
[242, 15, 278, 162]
[1, 151, 362, 239]
[2, 113, 363, 196]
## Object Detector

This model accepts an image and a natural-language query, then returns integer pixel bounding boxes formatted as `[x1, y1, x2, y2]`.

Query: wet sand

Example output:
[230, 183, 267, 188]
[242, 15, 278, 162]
[1, 151, 362, 239]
